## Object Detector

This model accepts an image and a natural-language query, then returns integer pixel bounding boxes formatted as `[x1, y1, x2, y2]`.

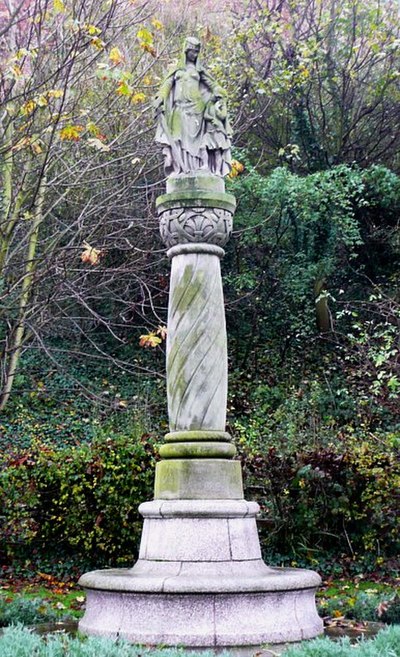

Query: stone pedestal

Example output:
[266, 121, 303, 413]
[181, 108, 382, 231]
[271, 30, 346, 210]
[78, 174, 323, 649]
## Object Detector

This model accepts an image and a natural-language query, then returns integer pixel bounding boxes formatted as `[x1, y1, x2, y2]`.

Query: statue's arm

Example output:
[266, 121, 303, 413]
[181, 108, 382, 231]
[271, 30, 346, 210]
[154, 73, 175, 113]
[200, 70, 224, 99]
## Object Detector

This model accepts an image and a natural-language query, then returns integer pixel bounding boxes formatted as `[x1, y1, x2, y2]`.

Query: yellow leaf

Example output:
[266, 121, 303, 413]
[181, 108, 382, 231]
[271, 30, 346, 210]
[151, 18, 163, 30]
[131, 91, 146, 104]
[21, 100, 37, 116]
[15, 48, 30, 60]
[141, 43, 156, 57]
[53, 0, 66, 13]
[86, 121, 101, 136]
[85, 23, 102, 36]
[91, 37, 105, 50]
[59, 125, 84, 141]
[81, 241, 103, 265]
[116, 80, 133, 96]
[228, 159, 245, 179]
[137, 27, 153, 46]
[109, 47, 124, 65]
[139, 332, 162, 348]
[47, 89, 63, 98]
[11, 64, 23, 79]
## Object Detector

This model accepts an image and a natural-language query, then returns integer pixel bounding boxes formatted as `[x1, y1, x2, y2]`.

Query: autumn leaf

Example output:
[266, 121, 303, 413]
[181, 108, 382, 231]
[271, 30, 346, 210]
[151, 17, 163, 30]
[59, 125, 84, 141]
[228, 159, 245, 179]
[10, 64, 23, 78]
[47, 89, 63, 99]
[137, 27, 153, 46]
[91, 37, 105, 50]
[139, 332, 162, 348]
[116, 80, 133, 96]
[21, 100, 37, 116]
[141, 43, 156, 57]
[137, 27, 156, 56]
[84, 23, 102, 36]
[53, 0, 66, 13]
[131, 91, 146, 104]
[81, 241, 103, 265]
[156, 325, 167, 340]
[109, 47, 124, 65]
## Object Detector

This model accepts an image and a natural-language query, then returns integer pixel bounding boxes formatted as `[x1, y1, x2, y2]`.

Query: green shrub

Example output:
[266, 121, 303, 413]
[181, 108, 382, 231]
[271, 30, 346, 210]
[0, 625, 220, 657]
[0, 432, 158, 574]
[0, 597, 58, 627]
[283, 624, 400, 656]
[238, 431, 400, 573]
[0, 625, 399, 657]
[319, 590, 400, 624]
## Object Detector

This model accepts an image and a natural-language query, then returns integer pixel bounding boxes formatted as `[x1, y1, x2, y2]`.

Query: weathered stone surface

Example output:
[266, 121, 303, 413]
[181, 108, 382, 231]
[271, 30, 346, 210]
[78, 584, 323, 646]
[166, 172, 225, 195]
[154, 459, 243, 499]
[159, 206, 233, 248]
[79, 562, 322, 594]
[154, 37, 232, 177]
[156, 190, 236, 213]
[164, 429, 232, 442]
[166, 250, 227, 432]
[139, 499, 259, 517]
[159, 441, 236, 459]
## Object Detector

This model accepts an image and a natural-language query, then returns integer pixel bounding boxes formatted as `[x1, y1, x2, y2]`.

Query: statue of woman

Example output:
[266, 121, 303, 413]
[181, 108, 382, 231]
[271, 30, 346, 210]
[154, 37, 232, 177]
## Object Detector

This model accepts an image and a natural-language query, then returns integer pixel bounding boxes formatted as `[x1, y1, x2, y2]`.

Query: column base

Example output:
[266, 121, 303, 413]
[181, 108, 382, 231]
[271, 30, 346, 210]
[78, 500, 323, 646]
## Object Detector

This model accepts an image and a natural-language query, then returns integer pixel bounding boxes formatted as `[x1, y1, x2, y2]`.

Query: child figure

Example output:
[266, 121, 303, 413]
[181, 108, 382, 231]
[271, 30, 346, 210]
[201, 96, 232, 176]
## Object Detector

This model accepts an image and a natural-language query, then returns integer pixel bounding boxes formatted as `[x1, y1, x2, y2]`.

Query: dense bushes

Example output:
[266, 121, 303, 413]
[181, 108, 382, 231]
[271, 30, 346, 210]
[1, 423, 398, 577]
[0, 597, 59, 627]
[0, 433, 157, 575]
[319, 590, 400, 625]
[238, 436, 400, 573]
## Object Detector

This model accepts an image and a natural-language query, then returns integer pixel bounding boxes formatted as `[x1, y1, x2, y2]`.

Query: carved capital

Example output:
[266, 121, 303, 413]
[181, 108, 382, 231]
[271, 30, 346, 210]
[159, 206, 233, 248]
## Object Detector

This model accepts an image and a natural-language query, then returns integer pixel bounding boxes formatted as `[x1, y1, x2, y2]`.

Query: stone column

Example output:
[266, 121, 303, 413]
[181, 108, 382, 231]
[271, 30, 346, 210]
[78, 172, 323, 650]
[154, 173, 242, 501]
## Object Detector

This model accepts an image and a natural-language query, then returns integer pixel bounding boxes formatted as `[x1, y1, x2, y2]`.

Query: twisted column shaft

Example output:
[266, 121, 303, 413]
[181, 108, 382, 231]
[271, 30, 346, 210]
[167, 245, 227, 432]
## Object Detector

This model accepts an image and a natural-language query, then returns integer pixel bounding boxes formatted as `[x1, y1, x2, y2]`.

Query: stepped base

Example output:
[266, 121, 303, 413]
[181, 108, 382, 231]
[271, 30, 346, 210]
[78, 500, 323, 646]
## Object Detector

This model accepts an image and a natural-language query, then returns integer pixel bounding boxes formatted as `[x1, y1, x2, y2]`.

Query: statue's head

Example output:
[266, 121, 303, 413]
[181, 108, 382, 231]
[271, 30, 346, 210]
[184, 36, 201, 64]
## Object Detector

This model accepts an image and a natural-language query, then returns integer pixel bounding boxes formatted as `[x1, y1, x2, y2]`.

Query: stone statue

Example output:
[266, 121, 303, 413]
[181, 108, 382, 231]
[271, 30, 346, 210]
[78, 33, 323, 651]
[154, 36, 232, 177]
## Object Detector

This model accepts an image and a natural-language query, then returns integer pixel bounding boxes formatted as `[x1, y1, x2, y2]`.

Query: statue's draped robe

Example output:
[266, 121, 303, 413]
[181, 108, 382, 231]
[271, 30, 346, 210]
[155, 62, 232, 176]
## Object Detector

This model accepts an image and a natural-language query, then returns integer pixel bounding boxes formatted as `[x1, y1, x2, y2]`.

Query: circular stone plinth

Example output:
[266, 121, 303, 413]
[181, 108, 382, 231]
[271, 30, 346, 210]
[78, 568, 323, 646]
